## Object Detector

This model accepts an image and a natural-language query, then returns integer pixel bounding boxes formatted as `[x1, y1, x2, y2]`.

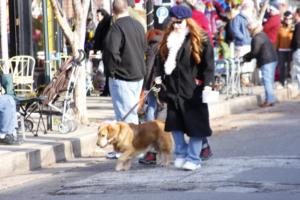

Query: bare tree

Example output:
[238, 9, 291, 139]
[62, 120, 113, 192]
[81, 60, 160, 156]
[0, 0, 9, 73]
[49, 0, 91, 124]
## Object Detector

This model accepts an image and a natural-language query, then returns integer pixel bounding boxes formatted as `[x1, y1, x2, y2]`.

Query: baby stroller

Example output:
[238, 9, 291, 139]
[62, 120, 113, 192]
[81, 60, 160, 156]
[41, 50, 86, 133]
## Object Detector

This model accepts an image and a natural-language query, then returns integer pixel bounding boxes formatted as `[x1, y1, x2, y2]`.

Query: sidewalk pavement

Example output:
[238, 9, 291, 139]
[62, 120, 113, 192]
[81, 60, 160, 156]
[0, 83, 299, 178]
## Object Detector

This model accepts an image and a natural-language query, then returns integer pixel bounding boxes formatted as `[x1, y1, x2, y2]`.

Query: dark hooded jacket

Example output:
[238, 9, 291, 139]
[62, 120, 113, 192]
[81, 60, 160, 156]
[144, 33, 163, 90]
[93, 13, 112, 52]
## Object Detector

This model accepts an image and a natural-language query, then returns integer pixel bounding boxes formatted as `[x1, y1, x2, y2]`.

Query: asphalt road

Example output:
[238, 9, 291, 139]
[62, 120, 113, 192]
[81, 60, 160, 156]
[1, 97, 300, 200]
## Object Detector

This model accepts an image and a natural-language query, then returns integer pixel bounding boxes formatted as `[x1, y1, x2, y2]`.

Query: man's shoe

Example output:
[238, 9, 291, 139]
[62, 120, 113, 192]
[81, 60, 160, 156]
[106, 151, 121, 159]
[182, 161, 201, 171]
[260, 102, 274, 108]
[138, 152, 157, 165]
[1, 134, 21, 145]
[200, 145, 213, 161]
[174, 158, 185, 168]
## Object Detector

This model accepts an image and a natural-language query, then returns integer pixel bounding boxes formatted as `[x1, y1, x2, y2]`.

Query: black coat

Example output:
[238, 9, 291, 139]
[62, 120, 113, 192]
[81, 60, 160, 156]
[291, 22, 300, 52]
[93, 15, 112, 52]
[243, 32, 277, 67]
[157, 34, 215, 138]
[144, 35, 162, 90]
[103, 16, 146, 81]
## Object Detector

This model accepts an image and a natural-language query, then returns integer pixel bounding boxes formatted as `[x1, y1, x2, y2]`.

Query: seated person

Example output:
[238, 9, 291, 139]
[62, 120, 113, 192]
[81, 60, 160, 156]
[0, 94, 18, 145]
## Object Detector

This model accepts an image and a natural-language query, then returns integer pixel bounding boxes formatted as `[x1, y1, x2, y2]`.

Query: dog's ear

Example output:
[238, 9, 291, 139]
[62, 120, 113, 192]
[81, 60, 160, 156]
[107, 124, 119, 139]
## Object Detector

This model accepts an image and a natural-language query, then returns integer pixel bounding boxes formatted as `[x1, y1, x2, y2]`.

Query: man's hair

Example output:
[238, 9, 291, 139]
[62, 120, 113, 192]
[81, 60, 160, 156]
[112, 0, 128, 15]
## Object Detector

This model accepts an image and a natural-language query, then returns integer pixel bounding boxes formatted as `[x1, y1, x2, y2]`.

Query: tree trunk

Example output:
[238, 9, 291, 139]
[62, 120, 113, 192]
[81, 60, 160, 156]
[49, 0, 90, 124]
[72, 28, 88, 124]
[0, 0, 9, 74]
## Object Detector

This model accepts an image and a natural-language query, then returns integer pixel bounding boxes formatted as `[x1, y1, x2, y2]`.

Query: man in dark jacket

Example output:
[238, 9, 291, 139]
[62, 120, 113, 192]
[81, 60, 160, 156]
[103, 0, 146, 124]
[243, 21, 278, 107]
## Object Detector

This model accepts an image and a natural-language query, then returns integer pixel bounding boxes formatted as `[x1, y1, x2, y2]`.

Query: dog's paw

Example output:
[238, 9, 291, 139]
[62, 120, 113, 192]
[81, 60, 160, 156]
[115, 165, 123, 171]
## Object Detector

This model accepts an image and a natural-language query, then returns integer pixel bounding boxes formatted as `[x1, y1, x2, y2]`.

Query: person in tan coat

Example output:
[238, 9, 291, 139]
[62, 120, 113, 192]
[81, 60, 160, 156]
[276, 11, 294, 86]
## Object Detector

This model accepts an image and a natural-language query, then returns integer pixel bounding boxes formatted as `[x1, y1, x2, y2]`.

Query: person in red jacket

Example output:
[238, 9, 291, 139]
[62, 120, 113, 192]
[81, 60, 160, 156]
[184, 0, 214, 45]
[263, 3, 281, 46]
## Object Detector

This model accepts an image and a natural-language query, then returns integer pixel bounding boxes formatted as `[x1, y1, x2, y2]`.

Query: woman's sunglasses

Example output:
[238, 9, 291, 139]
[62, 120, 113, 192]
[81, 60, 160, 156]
[172, 20, 183, 25]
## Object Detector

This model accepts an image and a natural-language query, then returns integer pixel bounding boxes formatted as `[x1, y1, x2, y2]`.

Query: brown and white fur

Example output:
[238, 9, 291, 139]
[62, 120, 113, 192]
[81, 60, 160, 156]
[97, 120, 173, 171]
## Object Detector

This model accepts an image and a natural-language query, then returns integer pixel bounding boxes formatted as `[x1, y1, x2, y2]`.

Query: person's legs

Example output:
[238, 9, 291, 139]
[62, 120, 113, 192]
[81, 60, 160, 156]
[107, 78, 143, 159]
[145, 91, 157, 121]
[139, 91, 159, 164]
[200, 137, 213, 160]
[0, 95, 18, 145]
[261, 62, 277, 104]
[172, 130, 187, 158]
[109, 78, 143, 124]
[0, 95, 17, 135]
[185, 137, 202, 165]
[278, 51, 286, 86]
[172, 130, 203, 170]
[100, 74, 110, 96]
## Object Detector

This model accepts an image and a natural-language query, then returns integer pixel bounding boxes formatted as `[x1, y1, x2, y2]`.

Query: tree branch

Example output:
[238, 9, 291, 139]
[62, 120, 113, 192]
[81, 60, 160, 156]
[83, 0, 90, 17]
[258, 0, 269, 24]
[73, 0, 83, 20]
[49, 0, 75, 52]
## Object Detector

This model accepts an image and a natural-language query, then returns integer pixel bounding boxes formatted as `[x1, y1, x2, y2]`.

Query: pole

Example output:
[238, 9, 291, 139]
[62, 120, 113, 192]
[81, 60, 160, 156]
[42, 0, 52, 130]
[0, 0, 9, 73]
[146, 0, 154, 31]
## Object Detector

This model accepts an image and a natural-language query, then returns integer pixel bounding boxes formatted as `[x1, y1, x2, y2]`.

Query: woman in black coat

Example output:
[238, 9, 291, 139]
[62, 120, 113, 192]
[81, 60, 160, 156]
[93, 8, 112, 52]
[93, 8, 112, 96]
[156, 5, 215, 171]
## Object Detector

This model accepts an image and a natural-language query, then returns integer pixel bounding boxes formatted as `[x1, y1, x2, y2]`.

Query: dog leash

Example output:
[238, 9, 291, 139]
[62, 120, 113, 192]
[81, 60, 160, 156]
[121, 83, 160, 122]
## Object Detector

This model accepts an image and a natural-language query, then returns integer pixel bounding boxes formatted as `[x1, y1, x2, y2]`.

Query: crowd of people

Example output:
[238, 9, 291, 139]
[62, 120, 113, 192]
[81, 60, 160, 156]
[87, 0, 300, 171]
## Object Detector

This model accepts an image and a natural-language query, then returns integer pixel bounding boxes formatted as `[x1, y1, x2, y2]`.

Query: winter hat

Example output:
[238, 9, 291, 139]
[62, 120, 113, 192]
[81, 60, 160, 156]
[284, 10, 292, 18]
[169, 5, 192, 19]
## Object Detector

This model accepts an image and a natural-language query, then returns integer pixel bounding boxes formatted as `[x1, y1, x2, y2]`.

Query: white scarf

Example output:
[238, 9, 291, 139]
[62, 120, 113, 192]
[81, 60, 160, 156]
[164, 28, 189, 75]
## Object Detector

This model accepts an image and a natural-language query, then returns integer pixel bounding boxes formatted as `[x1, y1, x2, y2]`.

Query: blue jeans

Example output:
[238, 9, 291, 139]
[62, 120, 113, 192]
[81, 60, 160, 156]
[261, 62, 277, 104]
[0, 95, 17, 135]
[109, 78, 143, 124]
[172, 131, 203, 165]
[145, 91, 157, 121]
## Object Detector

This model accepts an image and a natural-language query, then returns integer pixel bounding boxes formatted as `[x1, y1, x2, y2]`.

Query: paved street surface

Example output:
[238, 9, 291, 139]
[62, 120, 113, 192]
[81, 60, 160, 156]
[1, 97, 300, 200]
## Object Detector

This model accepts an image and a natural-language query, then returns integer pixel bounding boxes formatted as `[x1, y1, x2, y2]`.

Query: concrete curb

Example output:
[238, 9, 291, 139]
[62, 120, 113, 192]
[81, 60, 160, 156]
[0, 127, 100, 178]
[0, 84, 298, 178]
[209, 84, 299, 119]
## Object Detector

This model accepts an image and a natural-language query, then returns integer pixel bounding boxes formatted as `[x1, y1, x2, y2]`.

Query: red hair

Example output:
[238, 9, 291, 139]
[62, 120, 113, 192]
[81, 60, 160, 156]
[146, 29, 164, 42]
